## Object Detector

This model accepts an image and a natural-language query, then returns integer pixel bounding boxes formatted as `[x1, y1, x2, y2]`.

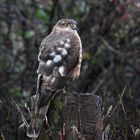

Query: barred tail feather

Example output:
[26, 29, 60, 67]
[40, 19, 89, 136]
[27, 96, 50, 138]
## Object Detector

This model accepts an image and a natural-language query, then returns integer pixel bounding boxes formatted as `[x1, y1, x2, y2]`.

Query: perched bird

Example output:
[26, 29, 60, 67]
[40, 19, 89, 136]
[27, 19, 82, 138]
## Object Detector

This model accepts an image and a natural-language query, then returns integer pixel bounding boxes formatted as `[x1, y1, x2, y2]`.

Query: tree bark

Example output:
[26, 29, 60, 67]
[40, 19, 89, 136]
[40, 92, 103, 140]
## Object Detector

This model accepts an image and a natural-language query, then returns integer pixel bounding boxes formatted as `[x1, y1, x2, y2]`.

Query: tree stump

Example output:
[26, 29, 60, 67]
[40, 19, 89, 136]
[40, 92, 103, 140]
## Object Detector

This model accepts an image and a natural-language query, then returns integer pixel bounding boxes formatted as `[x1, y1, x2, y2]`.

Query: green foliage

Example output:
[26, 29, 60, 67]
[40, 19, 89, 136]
[8, 88, 22, 98]
[24, 30, 35, 39]
[35, 9, 49, 20]
[54, 97, 64, 111]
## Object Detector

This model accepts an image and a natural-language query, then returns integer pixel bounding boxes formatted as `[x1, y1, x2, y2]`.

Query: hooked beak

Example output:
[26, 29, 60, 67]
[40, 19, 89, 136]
[72, 24, 77, 30]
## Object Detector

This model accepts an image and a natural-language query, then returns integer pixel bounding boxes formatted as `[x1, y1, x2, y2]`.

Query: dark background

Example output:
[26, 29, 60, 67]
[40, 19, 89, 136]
[0, 0, 140, 139]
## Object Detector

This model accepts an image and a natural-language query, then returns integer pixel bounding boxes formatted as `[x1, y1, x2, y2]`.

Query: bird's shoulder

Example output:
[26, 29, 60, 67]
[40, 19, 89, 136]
[40, 30, 74, 49]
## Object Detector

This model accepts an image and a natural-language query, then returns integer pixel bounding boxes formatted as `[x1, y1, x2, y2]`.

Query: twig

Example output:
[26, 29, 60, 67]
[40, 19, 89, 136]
[103, 86, 126, 129]
[91, 79, 106, 95]
[101, 38, 123, 56]
[11, 98, 29, 127]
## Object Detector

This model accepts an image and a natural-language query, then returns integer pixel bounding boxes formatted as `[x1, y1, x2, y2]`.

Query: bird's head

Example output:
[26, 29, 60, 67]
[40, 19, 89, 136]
[53, 19, 77, 32]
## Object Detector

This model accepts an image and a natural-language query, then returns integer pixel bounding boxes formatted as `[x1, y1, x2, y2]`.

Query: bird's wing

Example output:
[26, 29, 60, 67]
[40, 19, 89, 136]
[36, 31, 81, 108]
[37, 31, 81, 92]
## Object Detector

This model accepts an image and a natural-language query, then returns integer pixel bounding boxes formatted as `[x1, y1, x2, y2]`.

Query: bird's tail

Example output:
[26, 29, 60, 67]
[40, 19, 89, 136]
[26, 95, 50, 138]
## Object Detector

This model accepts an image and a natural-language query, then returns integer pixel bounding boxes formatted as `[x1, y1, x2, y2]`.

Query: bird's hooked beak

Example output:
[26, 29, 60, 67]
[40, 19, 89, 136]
[72, 24, 77, 30]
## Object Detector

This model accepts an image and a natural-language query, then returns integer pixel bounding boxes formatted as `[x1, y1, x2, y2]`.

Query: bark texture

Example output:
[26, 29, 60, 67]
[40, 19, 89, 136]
[40, 92, 103, 140]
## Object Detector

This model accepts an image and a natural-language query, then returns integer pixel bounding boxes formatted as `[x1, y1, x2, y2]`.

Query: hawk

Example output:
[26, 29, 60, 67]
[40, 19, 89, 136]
[27, 19, 82, 138]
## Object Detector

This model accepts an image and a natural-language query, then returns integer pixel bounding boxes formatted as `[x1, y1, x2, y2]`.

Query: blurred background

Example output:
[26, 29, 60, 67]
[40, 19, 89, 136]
[0, 0, 140, 139]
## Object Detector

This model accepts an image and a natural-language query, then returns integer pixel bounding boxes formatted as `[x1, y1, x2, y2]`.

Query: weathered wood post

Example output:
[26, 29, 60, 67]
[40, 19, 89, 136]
[39, 92, 103, 140]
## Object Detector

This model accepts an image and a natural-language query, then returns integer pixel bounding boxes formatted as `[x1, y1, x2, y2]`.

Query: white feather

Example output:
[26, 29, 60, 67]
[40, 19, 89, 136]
[59, 66, 65, 76]
[60, 41, 64, 45]
[62, 49, 67, 56]
[65, 43, 70, 48]
[57, 48, 63, 50]
[50, 52, 56, 56]
[51, 77, 56, 83]
[57, 48, 67, 56]
[53, 55, 62, 63]
[66, 38, 70, 43]
[46, 60, 52, 65]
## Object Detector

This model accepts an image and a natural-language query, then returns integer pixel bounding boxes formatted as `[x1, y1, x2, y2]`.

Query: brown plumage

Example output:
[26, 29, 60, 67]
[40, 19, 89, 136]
[27, 19, 82, 138]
